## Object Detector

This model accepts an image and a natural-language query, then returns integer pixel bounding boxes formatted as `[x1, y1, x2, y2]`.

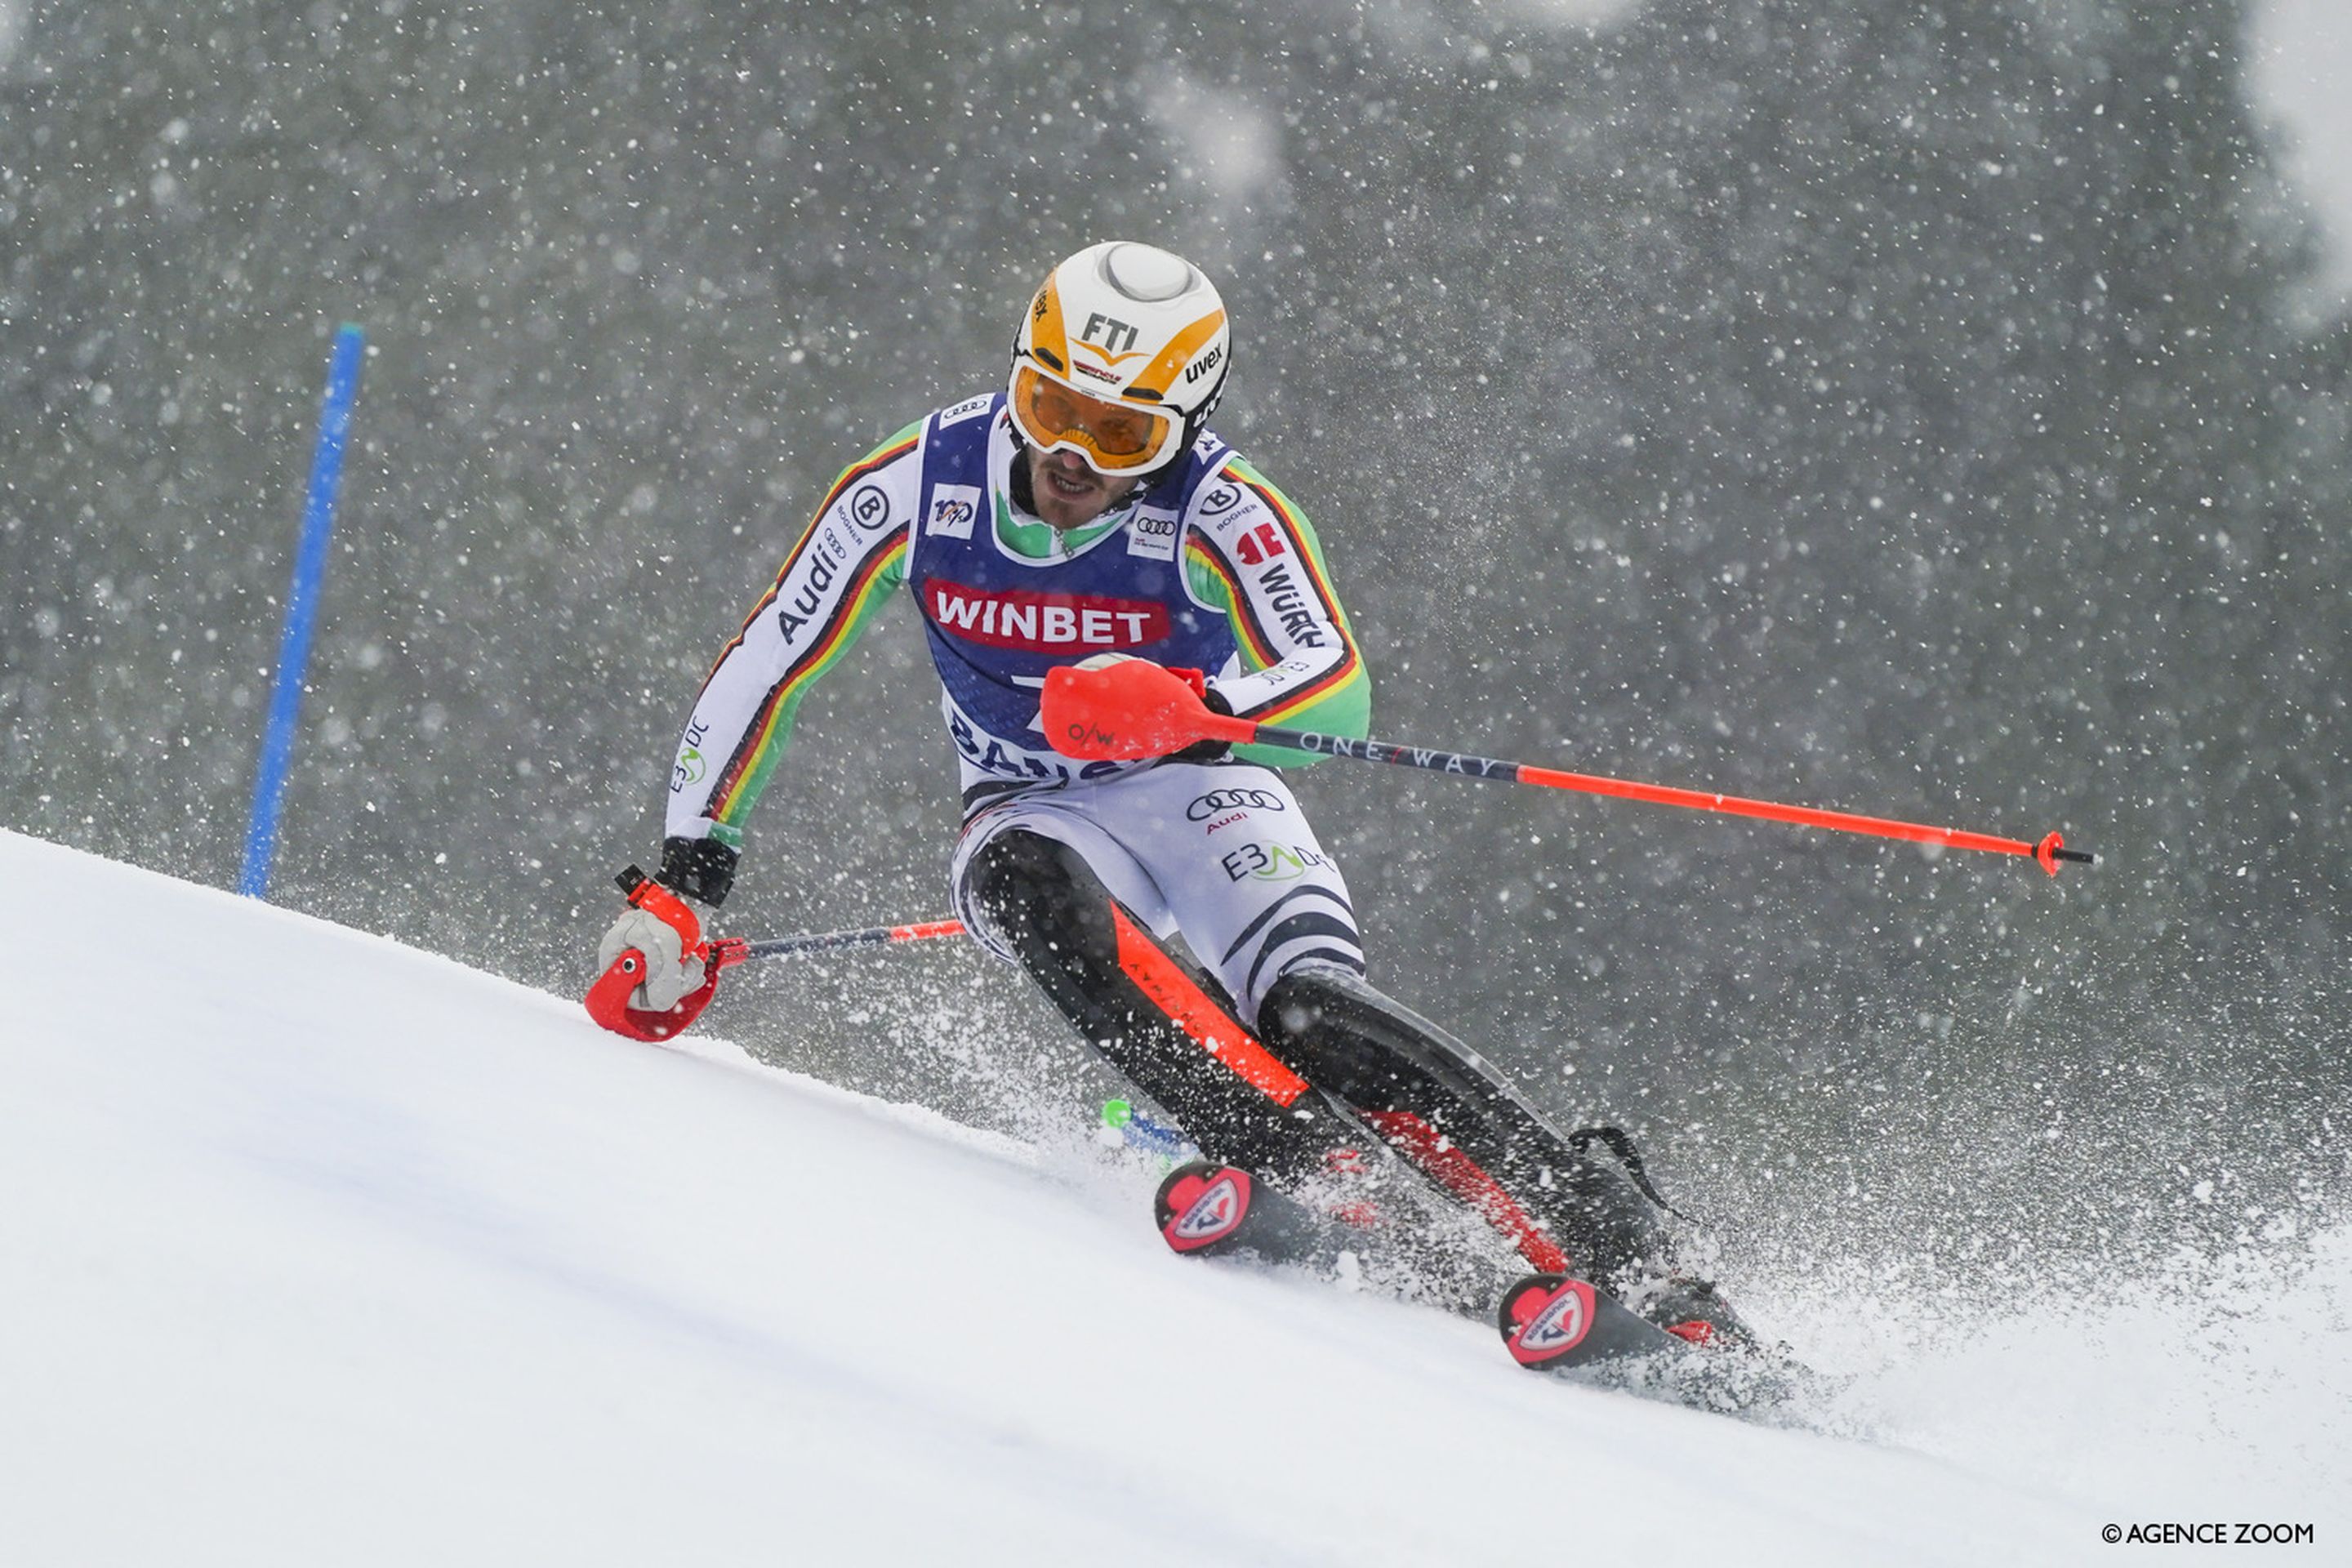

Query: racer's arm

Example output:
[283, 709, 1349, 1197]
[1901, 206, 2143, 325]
[655, 420, 923, 902]
[1183, 457, 1370, 766]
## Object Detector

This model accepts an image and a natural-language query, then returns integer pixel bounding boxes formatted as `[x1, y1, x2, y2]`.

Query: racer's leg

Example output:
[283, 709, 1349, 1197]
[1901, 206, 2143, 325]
[954, 822, 1341, 1177]
[1253, 963, 1669, 1293]
[1250, 966, 1753, 1341]
[961, 765, 1741, 1337]
[1129, 762, 1684, 1298]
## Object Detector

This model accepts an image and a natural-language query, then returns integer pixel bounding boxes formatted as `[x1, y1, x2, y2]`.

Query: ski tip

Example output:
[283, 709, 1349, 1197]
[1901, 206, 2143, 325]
[1155, 1162, 1256, 1256]
[1498, 1273, 1601, 1368]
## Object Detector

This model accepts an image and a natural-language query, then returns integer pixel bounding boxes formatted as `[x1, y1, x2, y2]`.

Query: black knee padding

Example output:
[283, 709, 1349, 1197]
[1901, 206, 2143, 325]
[1258, 965, 1503, 1111]
[964, 829, 1113, 977]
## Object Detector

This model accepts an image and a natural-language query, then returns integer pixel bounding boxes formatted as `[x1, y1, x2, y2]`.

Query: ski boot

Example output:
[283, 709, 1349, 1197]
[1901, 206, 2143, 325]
[1617, 1270, 1758, 1351]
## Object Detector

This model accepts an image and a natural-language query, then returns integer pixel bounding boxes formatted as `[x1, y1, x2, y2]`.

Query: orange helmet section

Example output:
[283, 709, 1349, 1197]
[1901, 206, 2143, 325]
[1027, 274, 1073, 376]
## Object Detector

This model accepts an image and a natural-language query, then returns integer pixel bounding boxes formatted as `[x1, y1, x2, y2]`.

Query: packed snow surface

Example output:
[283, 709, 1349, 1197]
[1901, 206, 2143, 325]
[2, 830, 2341, 1565]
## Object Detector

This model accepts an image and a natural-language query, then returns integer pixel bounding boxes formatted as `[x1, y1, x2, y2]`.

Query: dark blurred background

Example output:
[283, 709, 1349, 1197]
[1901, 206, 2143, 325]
[6, 0, 2344, 1289]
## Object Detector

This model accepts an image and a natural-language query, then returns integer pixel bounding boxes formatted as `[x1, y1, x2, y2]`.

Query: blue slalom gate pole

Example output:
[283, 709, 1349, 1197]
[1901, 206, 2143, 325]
[238, 323, 366, 899]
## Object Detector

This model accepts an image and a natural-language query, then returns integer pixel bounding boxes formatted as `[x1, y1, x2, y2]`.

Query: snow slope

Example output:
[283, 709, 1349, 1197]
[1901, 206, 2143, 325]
[2, 829, 2340, 1566]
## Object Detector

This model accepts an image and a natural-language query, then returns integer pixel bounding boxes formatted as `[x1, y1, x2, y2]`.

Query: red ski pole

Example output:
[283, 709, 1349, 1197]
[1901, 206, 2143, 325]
[586, 865, 964, 1041]
[704, 917, 967, 972]
[1247, 726, 2092, 875]
[1040, 663, 2097, 875]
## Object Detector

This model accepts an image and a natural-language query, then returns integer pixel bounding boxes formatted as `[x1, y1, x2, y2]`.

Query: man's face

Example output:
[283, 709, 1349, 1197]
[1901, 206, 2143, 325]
[1025, 445, 1140, 532]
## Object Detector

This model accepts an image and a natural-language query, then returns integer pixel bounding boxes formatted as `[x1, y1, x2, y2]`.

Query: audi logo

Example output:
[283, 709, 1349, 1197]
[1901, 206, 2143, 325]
[1186, 789, 1286, 821]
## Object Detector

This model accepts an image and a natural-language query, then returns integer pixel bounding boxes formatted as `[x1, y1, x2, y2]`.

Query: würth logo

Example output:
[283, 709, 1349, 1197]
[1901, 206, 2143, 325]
[929, 582, 1170, 652]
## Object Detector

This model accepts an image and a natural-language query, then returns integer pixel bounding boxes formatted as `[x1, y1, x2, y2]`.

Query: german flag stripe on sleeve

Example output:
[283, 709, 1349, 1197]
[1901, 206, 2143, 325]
[706, 528, 909, 826]
[1250, 644, 1362, 724]
[1253, 647, 1364, 727]
[1218, 466, 1362, 724]
[1184, 536, 1276, 666]
[708, 428, 920, 672]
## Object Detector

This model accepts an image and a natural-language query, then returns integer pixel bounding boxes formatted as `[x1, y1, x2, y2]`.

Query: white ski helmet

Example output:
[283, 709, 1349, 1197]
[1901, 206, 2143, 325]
[1007, 241, 1230, 478]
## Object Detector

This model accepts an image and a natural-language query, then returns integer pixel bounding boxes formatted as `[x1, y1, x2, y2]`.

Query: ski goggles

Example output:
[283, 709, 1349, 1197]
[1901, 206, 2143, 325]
[1009, 362, 1179, 474]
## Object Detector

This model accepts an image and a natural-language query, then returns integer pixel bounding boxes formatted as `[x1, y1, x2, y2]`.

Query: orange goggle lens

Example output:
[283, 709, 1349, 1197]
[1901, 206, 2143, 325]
[1010, 363, 1174, 470]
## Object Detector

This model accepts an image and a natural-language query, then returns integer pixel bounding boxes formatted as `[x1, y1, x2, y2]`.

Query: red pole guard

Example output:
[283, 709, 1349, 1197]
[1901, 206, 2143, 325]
[887, 918, 969, 943]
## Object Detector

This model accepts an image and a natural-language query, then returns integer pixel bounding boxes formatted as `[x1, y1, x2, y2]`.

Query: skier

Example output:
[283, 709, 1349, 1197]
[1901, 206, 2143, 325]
[596, 241, 1748, 1346]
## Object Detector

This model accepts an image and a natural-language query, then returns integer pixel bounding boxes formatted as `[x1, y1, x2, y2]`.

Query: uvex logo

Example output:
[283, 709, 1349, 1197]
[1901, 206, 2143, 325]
[929, 582, 1170, 651]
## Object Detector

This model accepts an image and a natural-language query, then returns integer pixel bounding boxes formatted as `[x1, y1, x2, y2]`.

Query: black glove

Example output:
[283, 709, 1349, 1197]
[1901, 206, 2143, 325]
[1173, 685, 1237, 764]
[655, 835, 739, 906]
